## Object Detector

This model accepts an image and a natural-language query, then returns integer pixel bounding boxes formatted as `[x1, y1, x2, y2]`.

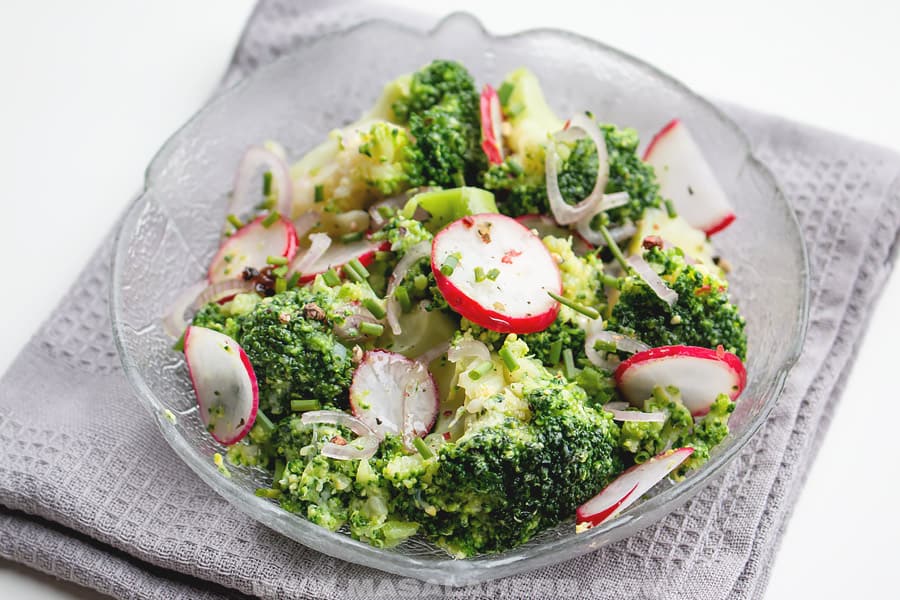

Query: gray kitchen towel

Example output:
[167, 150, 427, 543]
[2, 1, 899, 599]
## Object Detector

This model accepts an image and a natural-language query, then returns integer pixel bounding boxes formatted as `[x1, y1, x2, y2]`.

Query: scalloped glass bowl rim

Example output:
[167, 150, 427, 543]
[110, 12, 810, 586]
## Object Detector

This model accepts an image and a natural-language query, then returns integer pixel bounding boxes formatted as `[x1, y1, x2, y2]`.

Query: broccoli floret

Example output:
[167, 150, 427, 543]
[191, 292, 261, 340]
[391, 60, 486, 188]
[389, 337, 622, 556]
[356, 122, 416, 196]
[370, 215, 432, 257]
[618, 386, 734, 478]
[608, 246, 747, 360]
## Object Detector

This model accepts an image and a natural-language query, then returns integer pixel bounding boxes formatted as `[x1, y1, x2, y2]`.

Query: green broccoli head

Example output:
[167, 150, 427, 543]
[392, 59, 479, 123]
[608, 246, 747, 360]
[190, 293, 261, 341]
[356, 122, 416, 196]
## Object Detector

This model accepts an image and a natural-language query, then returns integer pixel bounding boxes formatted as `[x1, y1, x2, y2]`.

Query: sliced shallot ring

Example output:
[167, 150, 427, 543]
[417, 341, 451, 366]
[546, 113, 610, 225]
[606, 408, 668, 423]
[575, 192, 631, 245]
[229, 146, 294, 221]
[589, 329, 651, 355]
[584, 320, 618, 371]
[627, 254, 678, 307]
[447, 338, 492, 365]
[301, 410, 378, 439]
[290, 232, 332, 275]
[369, 195, 407, 230]
[194, 278, 257, 307]
[162, 281, 208, 338]
[321, 435, 380, 461]
[292, 211, 319, 240]
[385, 241, 431, 335]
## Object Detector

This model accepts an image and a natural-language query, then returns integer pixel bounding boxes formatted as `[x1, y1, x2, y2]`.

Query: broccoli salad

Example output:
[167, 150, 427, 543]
[165, 60, 747, 557]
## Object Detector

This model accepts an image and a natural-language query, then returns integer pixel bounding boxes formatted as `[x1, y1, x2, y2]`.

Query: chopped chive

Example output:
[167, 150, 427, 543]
[256, 197, 276, 211]
[267, 255, 288, 266]
[665, 198, 678, 219]
[594, 339, 618, 354]
[363, 298, 386, 319]
[377, 205, 394, 219]
[600, 273, 622, 289]
[563, 348, 576, 379]
[290, 399, 321, 412]
[486, 268, 500, 281]
[274, 277, 287, 294]
[375, 250, 393, 262]
[474, 266, 486, 282]
[499, 346, 519, 371]
[348, 258, 370, 278]
[440, 254, 459, 276]
[272, 459, 285, 486]
[341, 231, 364, 243]
[360, 322, 384, 337]
[226, 214, 244, 230]
[413, 437, 434, 460]
[468, 360, 494, 381]
[273, 266, 289, 278]
[255, 488, 281, 499]
[322, 269, 341, 286]
[497, 81, 515, 106]
[548, 339, 563, 365]
[413, 274, 428, 292]
[394, 286, 412, 312]
[261, 211, 280, 228]
[343, 263, 365, 284]
[286, 271, 301, 289]
[599, 225, 630, 274]
[172, 331, 186, 352]
[262, 171, 273, 196]
[314, 184, 325, 203]
[255, 410, 275, 433]
[547, 291, 600, 319]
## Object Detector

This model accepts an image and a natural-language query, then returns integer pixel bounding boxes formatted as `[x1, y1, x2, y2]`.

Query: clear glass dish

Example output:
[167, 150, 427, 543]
[110, 13, 809, 586]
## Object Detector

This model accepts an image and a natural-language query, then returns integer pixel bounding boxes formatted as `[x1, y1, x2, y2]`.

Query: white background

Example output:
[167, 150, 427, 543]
[1, 1, 898, 598]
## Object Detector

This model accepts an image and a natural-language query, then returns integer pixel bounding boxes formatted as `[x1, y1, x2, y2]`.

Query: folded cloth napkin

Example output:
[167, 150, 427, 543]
[2, 2, 898, 598]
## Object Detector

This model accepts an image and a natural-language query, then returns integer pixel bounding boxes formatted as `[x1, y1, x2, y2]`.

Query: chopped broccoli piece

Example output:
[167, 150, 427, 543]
[190, 292, 261, 341]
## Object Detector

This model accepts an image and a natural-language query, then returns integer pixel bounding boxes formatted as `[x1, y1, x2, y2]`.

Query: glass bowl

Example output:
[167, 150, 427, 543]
[111, 13, 808, 586]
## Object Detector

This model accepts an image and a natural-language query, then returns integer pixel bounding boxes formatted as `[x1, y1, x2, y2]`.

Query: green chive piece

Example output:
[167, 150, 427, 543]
[274, 277, 287, 294]
[468, 360, 494, 381]
[226, 214, 243, 230]
[413, 437, 434, 460]
[314, 184, 325, 203]
[487, 268, 500, 281]
[665, 198, 678, 219]
[341, 231, 364, 243]
[497, 81, 514, 107]
[440, 254, 459, 277]
[413, 274, 428, 292]
[255, 488, 281, 499]
[172, 331, 186, 352]
[394, 286, 412, 312]
[474, 266, 486, 282]
[375, 250, 393, 262]
[262, 171, 273, 196]
[255, 410, 275, 433]
[499, 346, 519, 372]
[600, 273, 622, 289]
[548, 339, 563, 365]
[256, 197, 276, 211]
[343, 263, 365, 284]
[261, 211, 280, 228]
[286, 272, 301, 289]
[348, 258, 370, 278]
[322, 269, 341, 286]
[377, 205, 394, 219]
[360, 322, 384, 337]
[363, 298, 386, 319]
[547, 291, 600, 319]
[599, 225, 630, 274]
[267, 255, 288, 266]
[290, 399, 321, 412]
[563, 348, 577, 379]
[273, 267, 289, 278]
[272, 459, 285, 486]
[594, 339, 617, 354]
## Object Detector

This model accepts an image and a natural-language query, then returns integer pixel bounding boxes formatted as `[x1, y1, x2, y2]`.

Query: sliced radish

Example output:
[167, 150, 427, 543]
[296, 239, 388, 284]
[431, 214, 561, 334]
[576, 447, 694, 528]
[642, 119, 736, 236]
[183, 326, 258, 445]
[514, 214, 594, 255]
[349, 350, 439, 449]
[614, 345, 746, 416]
[480, 84, 505, 165]
[208, 215, 298, 283]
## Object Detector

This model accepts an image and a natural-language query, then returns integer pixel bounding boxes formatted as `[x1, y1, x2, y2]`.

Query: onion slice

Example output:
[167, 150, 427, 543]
[229, 146, 294, 221]
[321, 435, 380, 461]
[369, 195, 407, 230]
[417, 341, 451, 366]
[447, 338, 492, 365]
[385, 241, 431, 335]
[606, 408, 668, 423]
[627, 255, 678, 307]
[300, 409, 378, 438]
[162, 281, 208, 339]
[545, 114, 610, 225]
[194, 278, 257, 307]
[584, 320, 618, 371]
[589, 329, 650, 355]
[290, 232, 332, 275]
[575, 192, 631, 245]
[292, 211, 319, 240]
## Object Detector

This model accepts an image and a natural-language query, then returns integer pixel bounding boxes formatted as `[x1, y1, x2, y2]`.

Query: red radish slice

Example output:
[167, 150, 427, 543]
[208, 215, 298, 283]
[296, 239, 388, 284]
[183, 326, 258, 445]
[228, 146, 294, 223]
[576, 447, 694, 528]
[432, 214, 561, 334]
[515, 214, 594, 255]
[349, 350, 439, 448]
[614, 345, 746, 416]
[643, 119, 736, 236]
[480, 84, 505, 165]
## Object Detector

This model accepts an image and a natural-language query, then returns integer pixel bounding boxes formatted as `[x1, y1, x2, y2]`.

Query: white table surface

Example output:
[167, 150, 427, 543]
[1, 1, 897, 598]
